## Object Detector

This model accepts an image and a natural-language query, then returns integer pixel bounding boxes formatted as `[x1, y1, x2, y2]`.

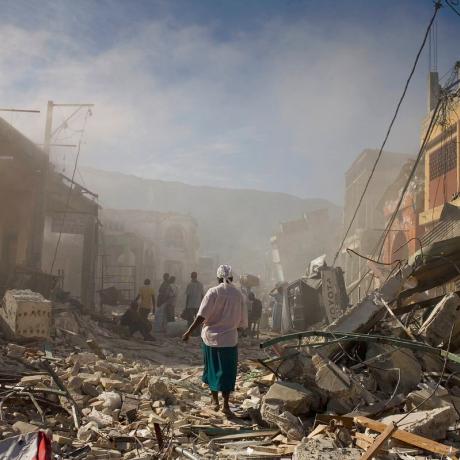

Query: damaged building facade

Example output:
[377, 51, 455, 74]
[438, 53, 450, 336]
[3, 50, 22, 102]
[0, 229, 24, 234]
[99, 209, 200, 298]
[270, 209, 338, 283]
[340, 149, 413, 303]
[0, 118, 99, 308]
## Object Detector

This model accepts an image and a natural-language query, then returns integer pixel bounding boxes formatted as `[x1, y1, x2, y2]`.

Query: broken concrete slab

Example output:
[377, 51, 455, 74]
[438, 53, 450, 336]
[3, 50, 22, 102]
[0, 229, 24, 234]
[365, 343, 422, 394]
[406, 385, 460, 421]
[262, 381, 316, 415]
[312, 354, 351, 394]
[380, 406, 456, 440]
[419, 293, 460, 347]
[326, 266, 414, 339]
[12, 421, 39, 434]
[260, 401, 303, 440]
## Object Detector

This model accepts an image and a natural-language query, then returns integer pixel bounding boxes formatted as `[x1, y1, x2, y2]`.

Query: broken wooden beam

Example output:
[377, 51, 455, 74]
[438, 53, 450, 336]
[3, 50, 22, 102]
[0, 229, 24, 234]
[360, 421, 396, 460]
[354, 415, 459, 459]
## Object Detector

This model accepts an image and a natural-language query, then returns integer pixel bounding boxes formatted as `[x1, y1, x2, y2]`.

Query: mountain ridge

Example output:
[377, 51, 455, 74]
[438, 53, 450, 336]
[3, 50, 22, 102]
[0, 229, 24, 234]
[79, 166, 342, 275]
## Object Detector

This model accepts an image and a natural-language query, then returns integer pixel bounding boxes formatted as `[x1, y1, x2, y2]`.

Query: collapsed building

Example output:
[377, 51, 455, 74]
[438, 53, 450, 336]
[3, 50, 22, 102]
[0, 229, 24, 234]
[0, 117, 99, 308]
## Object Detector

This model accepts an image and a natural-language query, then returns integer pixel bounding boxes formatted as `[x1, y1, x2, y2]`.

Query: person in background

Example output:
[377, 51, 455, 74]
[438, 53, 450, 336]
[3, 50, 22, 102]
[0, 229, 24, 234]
[183, 272, 204, 326]
[135, 279, 155, 320]
[121, 301, 155, 341]
[167, 276, 178, 322]
[182, 265, 248, 416]
[239, 287, 251, 337]
[154, 273, 173, 333]
[248, 292, 262, 338]
[270, 285, 283, 332]
[157, 273, 171, 308]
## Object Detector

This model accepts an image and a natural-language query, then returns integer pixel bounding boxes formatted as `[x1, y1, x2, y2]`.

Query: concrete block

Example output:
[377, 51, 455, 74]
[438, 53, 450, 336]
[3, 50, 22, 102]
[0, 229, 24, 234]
[1, 290, 51, 338]
[312, 354, 351, 394]
[12, 421, 39, 434]
[419, 293, 460, 346]
[262, 381, 316, 415]
[365, 344, 421, 394]
[380, 406, 456, 440]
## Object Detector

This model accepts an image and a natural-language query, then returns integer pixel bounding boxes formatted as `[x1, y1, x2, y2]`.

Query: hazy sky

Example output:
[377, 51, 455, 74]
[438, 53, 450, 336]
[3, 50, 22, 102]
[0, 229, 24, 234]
[1, 0, 459, 204]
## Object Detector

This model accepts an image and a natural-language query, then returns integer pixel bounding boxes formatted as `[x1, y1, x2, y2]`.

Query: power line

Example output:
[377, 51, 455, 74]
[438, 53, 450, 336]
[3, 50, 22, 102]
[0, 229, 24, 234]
[49, 109, 91, 274]
[332, 1, 442, 266]
[0, 108, 40, 113]
[446, 0, 460, 17]
[373, 95, 443, 261]
[373, 75, 460, 261]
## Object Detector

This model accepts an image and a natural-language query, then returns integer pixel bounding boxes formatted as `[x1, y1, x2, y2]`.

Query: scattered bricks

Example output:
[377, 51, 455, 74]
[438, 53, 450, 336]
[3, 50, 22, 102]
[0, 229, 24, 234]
[148, 377, 174, 403]
[69, 352, 98, 366]
[82, 381, 100, 397]
[20, 375, 47, 386]
[67, 375, 83, 392]
[6, 343, 26, 358]
[120, 394, 139, 423]
[262, 381, 316, 415]
[380, 406, 456, 440]
[94, 360, 120, 374]
[78, 372, 102, 385]
[419, 293, 460, 347]
[52, 433, 73, 445]
[100, 377, 128, 391]
[12, 421, 39, 434]
[89, 447, 122, 459]
[293, 438, 362, 460]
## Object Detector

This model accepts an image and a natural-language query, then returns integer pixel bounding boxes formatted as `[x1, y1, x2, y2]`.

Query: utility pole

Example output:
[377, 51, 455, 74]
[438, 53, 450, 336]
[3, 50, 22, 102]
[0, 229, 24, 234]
[29, 100, 94, 271]
[43, 100, 54, 155]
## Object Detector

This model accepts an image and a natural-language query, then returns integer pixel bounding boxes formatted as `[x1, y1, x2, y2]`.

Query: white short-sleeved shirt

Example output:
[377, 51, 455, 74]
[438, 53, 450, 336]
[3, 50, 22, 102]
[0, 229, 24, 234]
[197, 282, 248, 347]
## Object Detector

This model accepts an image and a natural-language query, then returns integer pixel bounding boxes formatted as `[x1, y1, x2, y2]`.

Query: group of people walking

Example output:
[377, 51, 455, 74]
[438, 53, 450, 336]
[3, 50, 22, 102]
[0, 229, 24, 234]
[120, 264, 260, 416]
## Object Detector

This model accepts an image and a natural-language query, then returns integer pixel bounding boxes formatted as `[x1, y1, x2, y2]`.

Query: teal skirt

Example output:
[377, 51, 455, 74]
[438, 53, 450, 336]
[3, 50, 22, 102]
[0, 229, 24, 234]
[202, 342, 238, 392]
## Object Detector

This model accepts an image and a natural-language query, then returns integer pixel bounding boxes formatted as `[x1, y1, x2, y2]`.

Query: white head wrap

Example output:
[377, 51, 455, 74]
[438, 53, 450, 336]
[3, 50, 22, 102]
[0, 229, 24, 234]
[217, 264, 232, 284]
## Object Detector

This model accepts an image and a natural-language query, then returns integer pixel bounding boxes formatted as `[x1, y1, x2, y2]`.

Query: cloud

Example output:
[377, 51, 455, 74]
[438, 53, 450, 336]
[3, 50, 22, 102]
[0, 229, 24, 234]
[0, 2, 456, 203]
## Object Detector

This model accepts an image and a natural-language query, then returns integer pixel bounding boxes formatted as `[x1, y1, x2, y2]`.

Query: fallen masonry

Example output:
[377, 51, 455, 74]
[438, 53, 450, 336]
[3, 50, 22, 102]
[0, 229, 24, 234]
[2, 254, 460, 459]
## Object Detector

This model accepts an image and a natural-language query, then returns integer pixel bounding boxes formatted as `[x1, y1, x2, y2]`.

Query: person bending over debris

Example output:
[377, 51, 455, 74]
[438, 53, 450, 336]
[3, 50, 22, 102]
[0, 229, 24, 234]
[135, 278, 156, 319]
[182, 264, 248, 416]
[121, 301, 155, 341]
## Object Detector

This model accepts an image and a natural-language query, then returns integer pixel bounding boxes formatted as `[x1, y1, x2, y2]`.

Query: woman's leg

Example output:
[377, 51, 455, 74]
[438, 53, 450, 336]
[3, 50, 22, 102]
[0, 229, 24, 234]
[222, 391, 231, 415]
[211, 391, 220, 411]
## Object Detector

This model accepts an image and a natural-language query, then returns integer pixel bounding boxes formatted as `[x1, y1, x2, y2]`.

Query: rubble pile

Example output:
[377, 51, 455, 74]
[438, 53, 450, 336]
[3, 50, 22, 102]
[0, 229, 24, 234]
[2, 251, 460, 459]
[0, 313, 290, 459]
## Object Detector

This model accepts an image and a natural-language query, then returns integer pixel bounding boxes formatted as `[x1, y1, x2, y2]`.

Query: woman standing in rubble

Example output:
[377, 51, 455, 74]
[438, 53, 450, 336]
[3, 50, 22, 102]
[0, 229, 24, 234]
[182, 265, 248, 415]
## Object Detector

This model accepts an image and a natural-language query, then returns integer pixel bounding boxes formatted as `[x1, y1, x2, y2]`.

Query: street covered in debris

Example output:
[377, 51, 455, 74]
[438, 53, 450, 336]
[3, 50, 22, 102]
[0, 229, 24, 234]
[3, 243, 460, 459]
[2, 0, 460, 459]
